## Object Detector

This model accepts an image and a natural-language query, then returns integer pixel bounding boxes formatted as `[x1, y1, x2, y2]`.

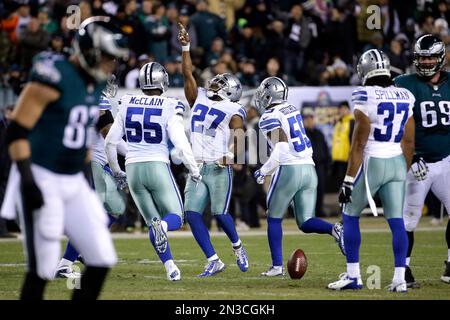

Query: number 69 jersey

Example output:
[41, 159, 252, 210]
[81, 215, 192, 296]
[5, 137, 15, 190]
[115, 94, 186, 164]
[351, 85, 415, 158]
[259, 102, 314, 165]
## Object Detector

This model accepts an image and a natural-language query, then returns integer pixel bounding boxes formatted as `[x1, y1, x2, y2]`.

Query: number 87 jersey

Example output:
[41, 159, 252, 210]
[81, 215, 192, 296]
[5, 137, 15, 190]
[351, 85, 415, 157]
[259, 102, 315, 165]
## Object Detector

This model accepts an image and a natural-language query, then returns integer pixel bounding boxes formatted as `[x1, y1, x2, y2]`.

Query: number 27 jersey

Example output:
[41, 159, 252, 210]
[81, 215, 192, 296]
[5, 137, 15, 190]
[259, 102, 314, 165]
[351, 85, 415, 158]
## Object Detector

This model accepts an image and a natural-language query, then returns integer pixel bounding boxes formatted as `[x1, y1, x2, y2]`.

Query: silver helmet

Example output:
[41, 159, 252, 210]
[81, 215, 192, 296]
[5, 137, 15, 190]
[206, 73, 242, 102]
[357, 49, 391, 85]
[254, 77, 288, 111]
[102, 74, 118, 98]
[139, 62, 169, 92]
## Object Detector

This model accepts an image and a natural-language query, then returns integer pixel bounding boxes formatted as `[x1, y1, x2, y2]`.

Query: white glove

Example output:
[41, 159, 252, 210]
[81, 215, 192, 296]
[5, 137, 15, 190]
[411, 157, 429, 181]
[253, 169, 265, 184]
[191, 173, 202, 184]
[113, 171, 128, 190]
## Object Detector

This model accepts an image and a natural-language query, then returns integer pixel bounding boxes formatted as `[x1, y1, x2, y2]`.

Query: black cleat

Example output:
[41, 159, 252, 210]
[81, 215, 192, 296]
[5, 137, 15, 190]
[441, 261, 450, 284]
[405, 265, 420, 289]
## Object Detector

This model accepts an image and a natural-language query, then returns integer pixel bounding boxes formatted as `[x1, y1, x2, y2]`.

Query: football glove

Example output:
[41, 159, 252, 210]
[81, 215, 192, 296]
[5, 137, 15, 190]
[411, 157, 429, 181]
[191, 173, 202, 184]
[338, 176, 354, 207]
[113, 171, 128, 190]
[21, 179, 44, 212]
[253, 170, 265, 185]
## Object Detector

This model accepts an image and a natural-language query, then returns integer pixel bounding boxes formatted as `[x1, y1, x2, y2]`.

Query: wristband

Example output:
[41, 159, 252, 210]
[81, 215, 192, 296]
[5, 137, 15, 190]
[344, 175, 354, 184]
[182, 44, 190, 52]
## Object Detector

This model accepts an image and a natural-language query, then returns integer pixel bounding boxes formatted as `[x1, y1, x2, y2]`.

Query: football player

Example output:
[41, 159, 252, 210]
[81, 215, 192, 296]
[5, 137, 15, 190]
[178, 22, 249, 277]
[328, 49, 415, 292]
[253, 77, 345, 277]
[0, 16, 129, 300]
[395, 34, 450, 286]
[105, 62, 200, 281]
[54, 75, 128, 279]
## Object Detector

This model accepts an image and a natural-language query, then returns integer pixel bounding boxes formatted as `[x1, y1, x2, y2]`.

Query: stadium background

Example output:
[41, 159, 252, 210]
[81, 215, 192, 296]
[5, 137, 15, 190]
[1, 0, 450, 232]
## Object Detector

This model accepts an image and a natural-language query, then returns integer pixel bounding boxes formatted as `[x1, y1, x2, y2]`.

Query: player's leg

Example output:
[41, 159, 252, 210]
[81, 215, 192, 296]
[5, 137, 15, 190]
[210, 165, 248, 273]
[262, 166, 297, 276]
[64, 176, 117, 300]
[18, 166, 65, 300]
[328, 161, 379, 290]
[185, 164, 225, 277]
[292, 165, 345, 255]
[378, 155, 408, 292]
[403, 165, 432, 287]
[429, 157, 450, 283]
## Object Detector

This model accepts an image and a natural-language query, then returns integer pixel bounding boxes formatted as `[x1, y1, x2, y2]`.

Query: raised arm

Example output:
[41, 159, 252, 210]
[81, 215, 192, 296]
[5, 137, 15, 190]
[177, 21, 198, 107]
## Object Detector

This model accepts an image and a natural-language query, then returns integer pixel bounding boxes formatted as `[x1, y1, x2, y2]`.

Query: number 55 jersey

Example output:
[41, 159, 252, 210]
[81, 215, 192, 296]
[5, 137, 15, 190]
[351, 85, 415, 158]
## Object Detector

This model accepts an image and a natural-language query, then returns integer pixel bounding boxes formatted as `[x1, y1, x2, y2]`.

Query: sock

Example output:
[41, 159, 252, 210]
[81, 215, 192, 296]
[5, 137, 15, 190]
[406, 257, 410, 266]
[446, 219, 450, 262]
[343, 214, 361, 263]
[299, 217, 333, 235]
[20, 272, 47, 300]
[149, 228, 173, 264]
[62, 242, 79, 263]
[267, 217, 283, 267]
[232, 240, 242, 249]
[406, 231, 414, 263]
[164, 259, 175, 272]
[215, 214, 239, 244]
[163, 213, 182, 231]
[388, 218, 408, 268]
[393, 267, 406, 284]
[208, 254, 219, 262]
[346, 262, 361, 279]
[186, 211, 216, 259]
[107, 213, 116, 227]
[72, 266, 109, 300]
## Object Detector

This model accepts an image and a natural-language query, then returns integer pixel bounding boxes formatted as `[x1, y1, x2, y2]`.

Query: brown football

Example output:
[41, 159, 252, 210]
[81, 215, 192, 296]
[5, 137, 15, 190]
[287, 249, 307, 279]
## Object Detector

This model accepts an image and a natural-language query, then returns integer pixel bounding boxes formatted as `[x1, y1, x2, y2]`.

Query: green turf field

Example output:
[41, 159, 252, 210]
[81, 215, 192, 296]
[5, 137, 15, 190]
[0, 217, 449, 300]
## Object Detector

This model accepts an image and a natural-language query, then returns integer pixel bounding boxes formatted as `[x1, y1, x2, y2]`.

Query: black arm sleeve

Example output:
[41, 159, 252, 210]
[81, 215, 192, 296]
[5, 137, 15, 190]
[95, 110, 114, 132]
[349, 119, 355, 144]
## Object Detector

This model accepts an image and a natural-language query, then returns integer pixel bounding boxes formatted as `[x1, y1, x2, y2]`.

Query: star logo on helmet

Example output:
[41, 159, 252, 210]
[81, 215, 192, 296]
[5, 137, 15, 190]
[264, 82, 271, 89]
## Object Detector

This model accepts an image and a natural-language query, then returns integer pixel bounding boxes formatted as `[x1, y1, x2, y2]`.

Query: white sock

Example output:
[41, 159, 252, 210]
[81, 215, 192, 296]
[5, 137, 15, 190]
[447, 249, 450, 262]
[232, 240, 241, 248]
[164, 259, 175, 272]
[406, 257, 411, 266]
[393, 267, 405, 284]
[347, 263, 361, 279]
[57, 258, 73, 268]
[207, 254, 219, 262]
[161, 221, 168, 233]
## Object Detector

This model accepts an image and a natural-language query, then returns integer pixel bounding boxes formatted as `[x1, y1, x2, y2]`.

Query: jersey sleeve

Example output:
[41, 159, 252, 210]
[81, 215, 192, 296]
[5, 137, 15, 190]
[99, 95, 112, 111]
[351, 87, 370, 116]
[28, 52, 63, 92]
[233, 103, 247, 121]
[174, 99, 187, 116]
[259, 110, 282, 134]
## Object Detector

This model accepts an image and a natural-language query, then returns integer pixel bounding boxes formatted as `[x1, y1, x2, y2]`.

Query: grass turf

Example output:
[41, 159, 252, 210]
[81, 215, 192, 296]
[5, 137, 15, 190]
[0, 217, 449, 300]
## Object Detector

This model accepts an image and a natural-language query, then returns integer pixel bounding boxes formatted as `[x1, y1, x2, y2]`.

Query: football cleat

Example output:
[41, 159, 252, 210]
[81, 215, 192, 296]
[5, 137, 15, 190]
[166, 264, 181, 281]
[261, 266, 285, 277]
[198, 259, 226, 278]
[327, 273, 363, 290]
[386, 281, 407, 292]
[54, 266, 81, 279]
[405, 265, 420, 288]
[233, 244, 249, 272]
[332, 222, 346, 256]
[440, 260, 450, 284]
[150, 218, 168, 254]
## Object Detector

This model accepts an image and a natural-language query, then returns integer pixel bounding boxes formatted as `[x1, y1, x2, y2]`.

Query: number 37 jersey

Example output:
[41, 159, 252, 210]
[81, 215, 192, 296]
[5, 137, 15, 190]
[259, 102, 314, 165]
[351, 85, 415, 158]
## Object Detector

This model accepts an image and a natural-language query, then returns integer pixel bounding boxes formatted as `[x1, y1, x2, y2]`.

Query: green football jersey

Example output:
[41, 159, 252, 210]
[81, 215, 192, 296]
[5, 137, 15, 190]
[394, 72, 450, 162]
[28, 52, 105, 174]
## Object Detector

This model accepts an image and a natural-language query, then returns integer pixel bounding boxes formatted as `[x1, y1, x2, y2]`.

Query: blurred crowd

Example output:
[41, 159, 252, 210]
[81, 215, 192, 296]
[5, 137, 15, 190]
[1, 0, 449, 235]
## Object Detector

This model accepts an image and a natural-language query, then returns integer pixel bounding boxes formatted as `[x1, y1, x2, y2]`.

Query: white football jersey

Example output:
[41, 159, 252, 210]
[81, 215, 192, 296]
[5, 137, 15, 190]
[259, 102, 314, 165]
[190, 88, 246, 162]
[116, 93, 185, 165]
[351, 85, 415, 158]
[90, 95, 112, 166]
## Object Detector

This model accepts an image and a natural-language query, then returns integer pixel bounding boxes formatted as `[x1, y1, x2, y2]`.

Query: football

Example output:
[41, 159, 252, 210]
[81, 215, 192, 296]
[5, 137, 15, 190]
[287, 249, 308, 279]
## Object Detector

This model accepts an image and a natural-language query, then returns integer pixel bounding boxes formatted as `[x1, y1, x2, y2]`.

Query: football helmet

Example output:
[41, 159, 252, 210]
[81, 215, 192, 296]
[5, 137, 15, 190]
[413, 34, 446, 78]
[139, 62, 169, 93]
[357, 49, 391, 85]
[206, 73, 242, 102]
[73, 16, 129, 82]
[253, 76, 288, 112]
